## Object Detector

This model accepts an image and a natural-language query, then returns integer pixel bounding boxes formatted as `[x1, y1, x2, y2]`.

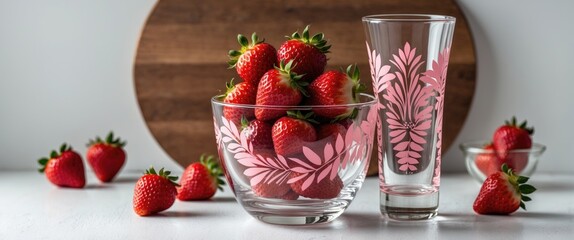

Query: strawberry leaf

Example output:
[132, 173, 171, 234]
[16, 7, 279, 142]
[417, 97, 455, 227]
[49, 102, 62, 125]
[38, 158, 48, 165]
[238, 34, 248, 47]
[519, 184, 536, 194]
[60, 144, 67, 153]
[37, 158, 49, 173]
[517, 176, 529, 184]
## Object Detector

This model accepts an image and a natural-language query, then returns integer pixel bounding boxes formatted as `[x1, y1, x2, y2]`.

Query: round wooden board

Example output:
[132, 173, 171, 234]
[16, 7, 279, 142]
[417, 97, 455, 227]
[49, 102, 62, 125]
[134, 0, 476, 175]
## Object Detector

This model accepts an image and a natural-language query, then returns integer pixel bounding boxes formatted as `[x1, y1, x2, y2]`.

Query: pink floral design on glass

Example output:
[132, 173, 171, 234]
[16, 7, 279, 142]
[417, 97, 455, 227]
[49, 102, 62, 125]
[421, 48, 450, 185]
[367, 42, 450, 175]
[216, 115, 374, 192]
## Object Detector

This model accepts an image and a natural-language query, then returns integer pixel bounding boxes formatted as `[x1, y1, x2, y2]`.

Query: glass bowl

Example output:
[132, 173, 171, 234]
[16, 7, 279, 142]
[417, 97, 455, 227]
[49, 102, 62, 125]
[460, 141, 546, 183]
[211, 94, 377, 225]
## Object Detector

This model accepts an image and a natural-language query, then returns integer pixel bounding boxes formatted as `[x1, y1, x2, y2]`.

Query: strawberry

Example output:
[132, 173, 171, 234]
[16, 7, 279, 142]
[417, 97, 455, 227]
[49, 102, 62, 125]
[177, 154, 225, 201]
[473, 164, 536, 215]
[86, 131, 127, 182]
[271, 111, 318, 156]
[244, 150, 291, 198]
[505, 151, 529, 174]
[240, 117, 274, 150]
[228, 33, 277, 85]
[255, 60, 307, 121]
[290, 172, 343, 199]
[307, 64, 365, 119]
[252, 181, 291, 198]
[222, 79, 257, 124]
[317, 123, 347, 140]
[492, 117, 534, 171]
[277, 25, 330, 82]
[474, 143, 501, 177]
[38, 143, 85, 188]
[279, 190, 299, 200]
[133, 167, 179, 216]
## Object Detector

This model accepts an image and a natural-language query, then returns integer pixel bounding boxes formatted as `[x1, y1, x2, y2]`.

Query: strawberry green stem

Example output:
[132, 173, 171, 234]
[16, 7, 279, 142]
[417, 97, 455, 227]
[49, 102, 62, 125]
[38, 143, 73, 173]
[199, 154, 226, 191]
[145, 166, 179, 186]
[87, 131, 127, 148]
[228, 32, 265, 68]
[288, 25, 331, 53]
[277, 60, 309, 97]
[501, 164, 536, 210]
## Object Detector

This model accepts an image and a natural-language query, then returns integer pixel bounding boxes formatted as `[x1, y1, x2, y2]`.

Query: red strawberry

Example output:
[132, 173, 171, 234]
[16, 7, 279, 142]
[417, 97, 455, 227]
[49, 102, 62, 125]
[492, 117, 534, 171]
[505, 151, 529, 174]
[279, 190, 299, 200]
[133, 167, 179, 216]
[38, 143, 85, 188]
[290, 172, 343, 199]
[177, 155, 225, 201]
[222, 79, 257, 124]
[317, 123, 347, 140]
[86, 132, 126, 182]
[228, 33, 277, 85]
[277, 25, 330, 82]
[473, 164, 536, 215]
[240, 118, 274, 150]
[271, 111, 318, 156]
[245, 150, 291, 198]
[307, 64, 365, 119]
[255, 60, 307, 121]
[252, 181, 291, 198]
[474, 143, 501, 177]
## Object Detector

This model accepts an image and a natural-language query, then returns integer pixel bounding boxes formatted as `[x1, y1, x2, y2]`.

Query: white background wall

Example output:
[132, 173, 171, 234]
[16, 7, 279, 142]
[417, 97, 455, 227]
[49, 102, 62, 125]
[0, 0, 572, 173]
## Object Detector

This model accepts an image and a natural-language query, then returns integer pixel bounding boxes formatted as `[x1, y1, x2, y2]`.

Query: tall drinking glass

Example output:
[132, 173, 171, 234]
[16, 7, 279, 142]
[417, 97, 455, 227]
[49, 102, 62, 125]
[362, 14, 455, 220]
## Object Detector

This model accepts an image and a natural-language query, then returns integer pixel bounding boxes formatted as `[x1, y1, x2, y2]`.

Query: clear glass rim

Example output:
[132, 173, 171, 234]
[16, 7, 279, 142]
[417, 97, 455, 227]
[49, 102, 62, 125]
[459, 141, 547, 154]
[211, 93, 377, 110]
[362, 14, 455, 23]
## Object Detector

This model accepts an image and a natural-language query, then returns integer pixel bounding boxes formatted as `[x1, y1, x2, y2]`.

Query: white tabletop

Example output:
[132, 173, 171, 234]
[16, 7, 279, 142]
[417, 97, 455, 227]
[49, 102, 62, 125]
[1, 170, 572, 239]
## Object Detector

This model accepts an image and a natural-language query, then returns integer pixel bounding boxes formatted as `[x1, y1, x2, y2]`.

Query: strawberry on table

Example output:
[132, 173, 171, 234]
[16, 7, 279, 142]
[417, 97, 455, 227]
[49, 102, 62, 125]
[290, 172, 343, 199]
[177, 155, 225, 201]
[271, 111, 318, 156]
[255, 60, 307, 121]
[38, 143, 85, 188]
[307, 64, 365, 119]
[228, 33, 277, 85]
[133, 167, 179, 216]
[222, 79, 257, 124]
[492, 117, 534, 172]
[474, 143, 501, 177]
[277, 25, 330, 82]
[473, 164, 536, 215]
[86, 131, 126, 183]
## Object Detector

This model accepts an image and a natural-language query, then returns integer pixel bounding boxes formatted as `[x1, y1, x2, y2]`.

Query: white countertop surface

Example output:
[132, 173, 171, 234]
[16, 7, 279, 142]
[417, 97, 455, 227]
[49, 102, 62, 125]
[1, 171, 573, 239]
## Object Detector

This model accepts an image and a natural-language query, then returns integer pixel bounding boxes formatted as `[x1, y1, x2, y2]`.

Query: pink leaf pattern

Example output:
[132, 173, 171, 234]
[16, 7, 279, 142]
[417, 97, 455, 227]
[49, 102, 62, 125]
[215, 113, 375, 192]
[367, 42, 450, 175]
[367, 42, 395, 177]
[421, 48, 451, 186]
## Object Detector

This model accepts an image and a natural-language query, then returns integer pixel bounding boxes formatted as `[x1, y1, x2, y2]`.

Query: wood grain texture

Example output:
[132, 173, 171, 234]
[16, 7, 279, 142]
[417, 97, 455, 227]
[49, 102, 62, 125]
[134, 0, 476, 175]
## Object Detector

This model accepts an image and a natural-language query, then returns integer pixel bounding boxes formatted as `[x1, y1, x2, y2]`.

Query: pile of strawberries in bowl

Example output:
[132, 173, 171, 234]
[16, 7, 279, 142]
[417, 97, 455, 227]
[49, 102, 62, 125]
[210, 26, 377, 225]
[460, 117, 546, 183]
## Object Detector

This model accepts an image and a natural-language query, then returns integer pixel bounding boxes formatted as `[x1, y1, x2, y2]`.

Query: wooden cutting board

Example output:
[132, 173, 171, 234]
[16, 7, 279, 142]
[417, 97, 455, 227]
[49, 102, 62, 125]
[134, 0, 476, 175]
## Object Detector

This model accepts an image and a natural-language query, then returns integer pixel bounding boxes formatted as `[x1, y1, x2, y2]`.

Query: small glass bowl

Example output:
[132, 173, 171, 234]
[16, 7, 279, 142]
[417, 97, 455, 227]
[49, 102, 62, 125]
[460, 141, 546, 183]
[211, 94, 377, 225]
